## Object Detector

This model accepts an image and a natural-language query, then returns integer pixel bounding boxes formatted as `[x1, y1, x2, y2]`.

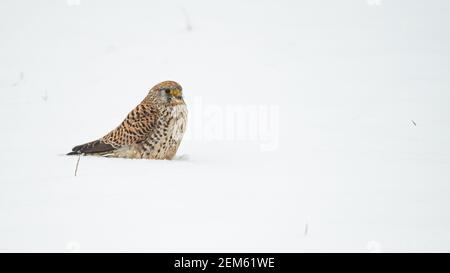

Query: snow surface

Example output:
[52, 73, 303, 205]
[1, 0, 450, 252]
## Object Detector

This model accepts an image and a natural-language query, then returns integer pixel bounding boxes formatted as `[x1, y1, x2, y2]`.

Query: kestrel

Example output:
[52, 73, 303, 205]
[67, 81, 187, 160]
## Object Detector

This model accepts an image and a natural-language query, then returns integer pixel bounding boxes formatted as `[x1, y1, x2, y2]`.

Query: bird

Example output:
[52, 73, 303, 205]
[67, 81, 187, 160]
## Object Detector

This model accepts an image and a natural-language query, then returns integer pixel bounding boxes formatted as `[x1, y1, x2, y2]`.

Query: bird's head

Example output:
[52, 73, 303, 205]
[148, 81, 184, 105]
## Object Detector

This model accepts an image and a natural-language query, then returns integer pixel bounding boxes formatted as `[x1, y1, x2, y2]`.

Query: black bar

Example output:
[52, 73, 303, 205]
[0, 253, 447, 272]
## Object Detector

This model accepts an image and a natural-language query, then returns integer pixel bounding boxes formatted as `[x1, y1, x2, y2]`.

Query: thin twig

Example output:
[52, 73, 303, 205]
[74, 154, 81, 176]
[42, 90, 48, 101]
[181, 7, 193, 32]
[11, 72, 24, 87]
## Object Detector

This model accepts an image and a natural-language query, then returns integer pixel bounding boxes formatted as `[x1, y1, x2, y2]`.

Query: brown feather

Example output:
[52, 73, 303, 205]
[67, 140, 115, 155]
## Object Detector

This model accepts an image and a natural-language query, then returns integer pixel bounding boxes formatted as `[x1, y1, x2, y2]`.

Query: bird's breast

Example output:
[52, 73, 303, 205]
[168, 104, 188, 141]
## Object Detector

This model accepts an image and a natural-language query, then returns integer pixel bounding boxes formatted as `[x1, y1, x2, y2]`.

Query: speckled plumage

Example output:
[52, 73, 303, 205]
[68, 81, 187, 160]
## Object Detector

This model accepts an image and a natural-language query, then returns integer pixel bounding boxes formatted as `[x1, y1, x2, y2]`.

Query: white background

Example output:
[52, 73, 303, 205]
[0, 0, 449, 252]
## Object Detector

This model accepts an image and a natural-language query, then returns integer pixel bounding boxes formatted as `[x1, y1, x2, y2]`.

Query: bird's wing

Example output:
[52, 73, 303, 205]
[68, 103, 160, 155]
[101, 102, 160, 147]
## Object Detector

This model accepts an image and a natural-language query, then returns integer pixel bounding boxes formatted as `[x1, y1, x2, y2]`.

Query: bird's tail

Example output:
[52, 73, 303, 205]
[67, 139, 115, 156]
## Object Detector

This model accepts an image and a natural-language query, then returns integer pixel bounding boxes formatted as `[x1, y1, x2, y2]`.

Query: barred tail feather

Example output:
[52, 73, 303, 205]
[67, 140, 116, 155]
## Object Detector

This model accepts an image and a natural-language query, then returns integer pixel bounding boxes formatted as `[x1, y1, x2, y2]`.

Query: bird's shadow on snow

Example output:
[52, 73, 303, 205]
[172, 154, 190, 161]
[60, 153, 192, 162]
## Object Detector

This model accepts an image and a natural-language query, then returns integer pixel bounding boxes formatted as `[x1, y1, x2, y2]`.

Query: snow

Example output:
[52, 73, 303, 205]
[1, 0, 450, 252]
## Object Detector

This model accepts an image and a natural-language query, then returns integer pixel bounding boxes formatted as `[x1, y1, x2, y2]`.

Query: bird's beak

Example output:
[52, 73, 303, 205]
[170, 89, 182, 98]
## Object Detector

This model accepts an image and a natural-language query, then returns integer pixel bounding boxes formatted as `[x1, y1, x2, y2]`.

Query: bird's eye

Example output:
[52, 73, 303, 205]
[163, 88, 171, 94]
